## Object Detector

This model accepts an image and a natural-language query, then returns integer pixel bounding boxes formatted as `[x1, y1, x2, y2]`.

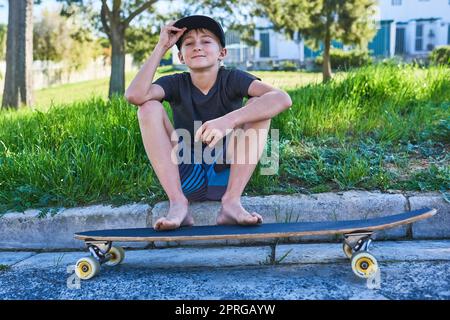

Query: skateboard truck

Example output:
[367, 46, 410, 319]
[342, 232, 378, 279]
[86, 241, 113, 264]
[343, 232, 373, 253]
[74, 240, 125, 280]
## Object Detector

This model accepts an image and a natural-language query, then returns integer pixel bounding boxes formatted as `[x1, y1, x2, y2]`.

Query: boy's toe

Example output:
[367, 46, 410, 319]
[250, 212, 263, 223]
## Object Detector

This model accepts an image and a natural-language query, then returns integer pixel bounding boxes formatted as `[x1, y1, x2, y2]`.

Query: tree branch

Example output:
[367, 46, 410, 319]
[123, 0, 157, 27]
[101, 0, 111, 38]
[113, 0, 122, 19]
[101, 0, 113, 21]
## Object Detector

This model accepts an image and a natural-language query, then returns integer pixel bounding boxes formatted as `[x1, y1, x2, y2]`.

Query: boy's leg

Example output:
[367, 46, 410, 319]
[217, 98, 271, 225]
[137, 100, 193, 230]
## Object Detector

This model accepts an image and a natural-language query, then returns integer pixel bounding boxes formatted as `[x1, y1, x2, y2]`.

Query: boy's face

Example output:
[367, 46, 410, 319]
[178, 29, 227, 70]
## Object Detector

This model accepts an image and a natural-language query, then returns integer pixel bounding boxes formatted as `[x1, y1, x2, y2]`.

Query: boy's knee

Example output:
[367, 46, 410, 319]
[242, 118, 271, 130]
[137, 100, 165, 120]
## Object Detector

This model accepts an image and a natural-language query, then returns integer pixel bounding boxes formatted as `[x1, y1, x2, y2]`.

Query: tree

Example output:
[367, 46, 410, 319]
[33, 8, 102, 71]
[57, 0, 163, 98]
[2, 0, 34, 109]
[256, 0, 378, 82]
[125, 25, 161, 66]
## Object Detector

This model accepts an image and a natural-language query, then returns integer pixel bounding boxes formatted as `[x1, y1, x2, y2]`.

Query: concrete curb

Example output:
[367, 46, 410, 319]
[0, 203, 151, 249]
[0, 191, 448, 250]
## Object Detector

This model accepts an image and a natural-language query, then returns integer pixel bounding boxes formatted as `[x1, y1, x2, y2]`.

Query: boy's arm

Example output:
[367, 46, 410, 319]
[225, 80, 292, 128]
[125, 23, 187, 106]
[195, 80, 292, 147]
[124, 46, 166, 105]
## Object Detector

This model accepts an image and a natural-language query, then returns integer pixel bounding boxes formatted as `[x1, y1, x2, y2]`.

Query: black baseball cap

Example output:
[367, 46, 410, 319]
[174, 15, 226, 50]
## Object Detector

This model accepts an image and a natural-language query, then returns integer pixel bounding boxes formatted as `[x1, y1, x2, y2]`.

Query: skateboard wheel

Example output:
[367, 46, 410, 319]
[75, 257, 101, 280]
[351, 251, 378, 279]
[105, 246, 125, 266]
[342, 243, 353, 259]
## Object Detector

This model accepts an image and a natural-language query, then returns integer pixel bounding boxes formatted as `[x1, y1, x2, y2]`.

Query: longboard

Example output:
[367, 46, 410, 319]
[73, 207, 436, 280]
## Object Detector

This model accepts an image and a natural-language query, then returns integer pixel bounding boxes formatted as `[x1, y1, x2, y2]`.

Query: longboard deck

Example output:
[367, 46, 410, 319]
[74, 207, 436, 242]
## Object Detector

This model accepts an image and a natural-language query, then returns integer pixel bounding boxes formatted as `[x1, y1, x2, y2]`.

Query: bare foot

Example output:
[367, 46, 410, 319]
[217, 199, 263, 225]
[153, 199, 193, 231]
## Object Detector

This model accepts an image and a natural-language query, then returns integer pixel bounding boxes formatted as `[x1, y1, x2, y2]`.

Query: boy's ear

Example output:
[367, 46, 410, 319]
[218, 47, 227, 61]
[178, 51, 185, 64]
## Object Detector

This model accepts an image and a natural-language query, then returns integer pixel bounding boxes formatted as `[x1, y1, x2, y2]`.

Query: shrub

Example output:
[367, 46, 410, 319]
[278, 60, 298, 71]
[315, 48, 372, 70]
[430, 45, 450, 66]
[269, 60, 298, 71]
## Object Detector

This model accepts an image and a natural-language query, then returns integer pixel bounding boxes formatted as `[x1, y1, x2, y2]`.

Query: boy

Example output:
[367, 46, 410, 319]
[125, 15, 292, 230]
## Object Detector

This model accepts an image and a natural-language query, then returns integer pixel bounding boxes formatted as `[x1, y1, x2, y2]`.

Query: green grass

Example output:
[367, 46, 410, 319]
[1, 65, 175, 110]
[0, 64, 449, 215]
[0, 97, 157, 212]
[0, 264, 10, 272]
[247, 64, 450, 196]
[1, 66, 320, 110]
[252, 70, 323, 89]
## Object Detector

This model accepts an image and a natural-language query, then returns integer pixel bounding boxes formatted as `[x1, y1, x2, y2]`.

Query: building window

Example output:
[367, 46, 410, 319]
[415, 24, 423, 51]
[225, 30, 240, 46]
[392, 0, 402, 5]
[260, 33, 270, 58]
[395, 27, 406, 55]
[448, 24, 450, 44]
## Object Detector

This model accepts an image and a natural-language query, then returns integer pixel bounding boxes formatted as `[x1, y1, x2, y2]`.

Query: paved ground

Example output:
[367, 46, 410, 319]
[1, 240, 449, 300]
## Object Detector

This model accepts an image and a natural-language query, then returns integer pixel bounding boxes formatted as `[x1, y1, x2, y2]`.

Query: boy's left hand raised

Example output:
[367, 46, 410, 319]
[195, 116, 235, 148]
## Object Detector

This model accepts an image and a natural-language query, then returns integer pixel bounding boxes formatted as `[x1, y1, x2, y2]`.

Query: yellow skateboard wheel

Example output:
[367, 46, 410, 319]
[105, 246, 125, 266]
[351, 251, 378, 279]
[75, 256, 100, 280]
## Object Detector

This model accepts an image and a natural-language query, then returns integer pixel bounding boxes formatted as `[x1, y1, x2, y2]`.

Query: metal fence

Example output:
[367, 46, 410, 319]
[0, 54, 137, 91]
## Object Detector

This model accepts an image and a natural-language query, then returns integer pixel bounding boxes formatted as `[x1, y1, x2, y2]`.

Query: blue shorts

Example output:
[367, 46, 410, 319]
[178, 142, 231, 202]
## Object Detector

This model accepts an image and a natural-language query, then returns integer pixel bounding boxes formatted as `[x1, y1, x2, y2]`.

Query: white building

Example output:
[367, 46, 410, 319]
[378, 0, 450, 56]
[172, 0, 450, 68]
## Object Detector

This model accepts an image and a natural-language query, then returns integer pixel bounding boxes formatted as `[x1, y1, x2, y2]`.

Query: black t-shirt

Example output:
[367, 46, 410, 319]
[153, 66, 260, 146]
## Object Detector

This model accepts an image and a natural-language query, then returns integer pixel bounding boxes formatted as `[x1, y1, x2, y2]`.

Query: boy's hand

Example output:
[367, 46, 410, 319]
[195, 116, 235, 148]
[157, 22, 187, 51]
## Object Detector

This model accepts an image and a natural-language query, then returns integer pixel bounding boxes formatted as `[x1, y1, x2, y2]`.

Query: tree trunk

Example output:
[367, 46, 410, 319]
[322, 6, 333, 83]
[108, 26, 125, 98]
[322, 35, 332, 83]
[2, 0, 33, 109]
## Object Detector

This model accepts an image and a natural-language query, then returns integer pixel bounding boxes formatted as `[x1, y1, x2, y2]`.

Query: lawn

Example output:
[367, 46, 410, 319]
[0, 66, 323, 111]
[0, 64, 449, 215]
